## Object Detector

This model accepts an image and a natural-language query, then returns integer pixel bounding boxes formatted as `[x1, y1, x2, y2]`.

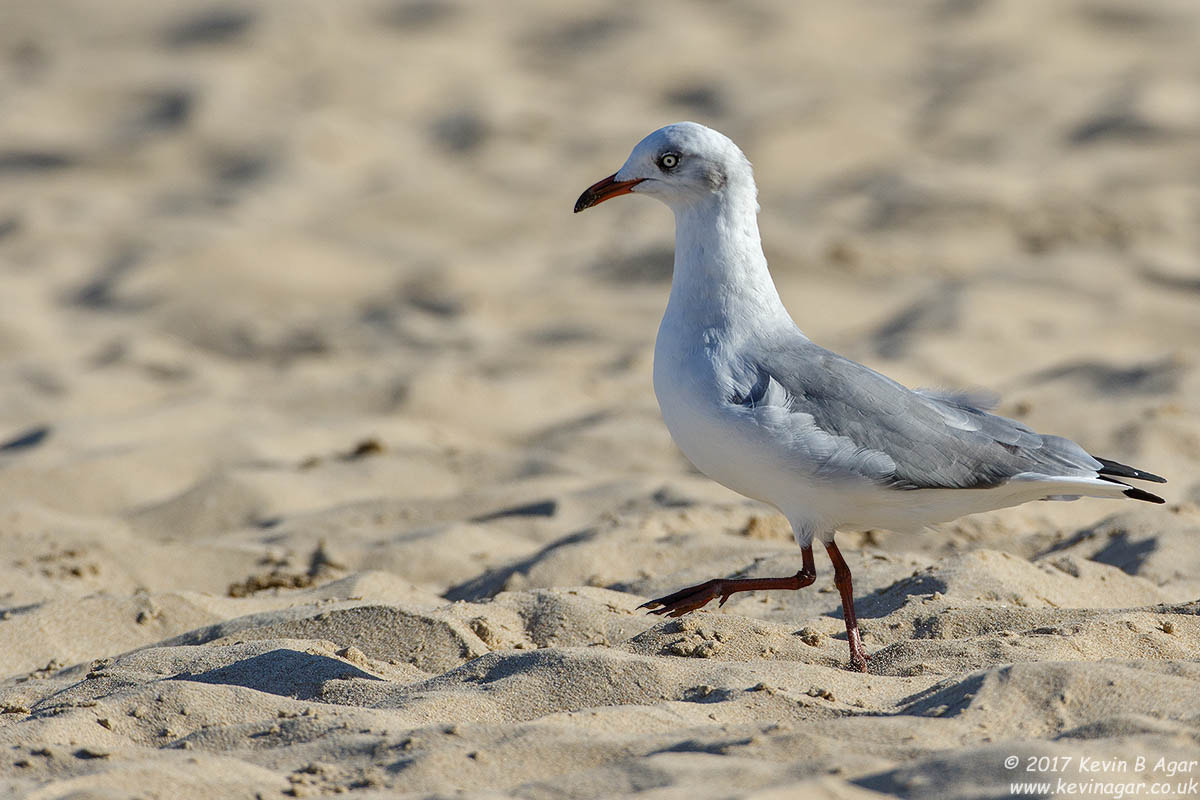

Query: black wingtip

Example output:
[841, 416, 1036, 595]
[1123, 486, 1166, 504]
[1095, 456, 1166, 484]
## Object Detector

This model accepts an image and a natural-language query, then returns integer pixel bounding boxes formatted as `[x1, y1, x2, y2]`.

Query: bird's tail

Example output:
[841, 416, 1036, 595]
[1094, 456, 1167, 504]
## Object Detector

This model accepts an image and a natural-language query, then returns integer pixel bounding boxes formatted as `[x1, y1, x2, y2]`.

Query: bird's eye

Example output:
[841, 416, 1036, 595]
[657, 153, 679, 170]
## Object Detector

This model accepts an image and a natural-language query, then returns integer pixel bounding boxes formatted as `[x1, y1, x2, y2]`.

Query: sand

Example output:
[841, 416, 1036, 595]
[1, 0, 1199, 797]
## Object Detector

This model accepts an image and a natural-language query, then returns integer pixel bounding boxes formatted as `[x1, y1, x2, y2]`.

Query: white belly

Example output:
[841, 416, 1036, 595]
[651, 321, 1092, 540]
[652, 363, 1076, 539]
[652, 324, 841, 533]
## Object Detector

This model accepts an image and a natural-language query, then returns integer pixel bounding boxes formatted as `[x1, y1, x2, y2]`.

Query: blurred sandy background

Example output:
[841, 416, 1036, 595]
[1, 1, 1199, 798]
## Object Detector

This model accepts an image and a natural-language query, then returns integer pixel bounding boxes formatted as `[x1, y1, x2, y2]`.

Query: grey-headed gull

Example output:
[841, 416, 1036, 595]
[574, 122, 1166, 672]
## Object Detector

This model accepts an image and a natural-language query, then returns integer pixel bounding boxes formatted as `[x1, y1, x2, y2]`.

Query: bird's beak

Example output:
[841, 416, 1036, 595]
[574, 174, 644, 213]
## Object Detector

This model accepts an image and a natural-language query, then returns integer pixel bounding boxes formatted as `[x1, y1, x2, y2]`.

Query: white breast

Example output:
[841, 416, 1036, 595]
[652, 320, 844, 537]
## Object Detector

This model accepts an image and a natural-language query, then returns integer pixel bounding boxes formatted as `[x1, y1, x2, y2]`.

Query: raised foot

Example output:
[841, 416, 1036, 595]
[639, 579, 731, 617]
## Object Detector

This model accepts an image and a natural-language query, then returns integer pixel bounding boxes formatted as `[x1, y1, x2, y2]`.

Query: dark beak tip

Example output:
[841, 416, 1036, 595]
[573, 174, 640, 214]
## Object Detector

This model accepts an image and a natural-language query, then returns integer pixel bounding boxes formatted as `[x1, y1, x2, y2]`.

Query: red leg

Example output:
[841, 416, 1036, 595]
[641, 546, 817, 617]
[824, 541, 868, 672]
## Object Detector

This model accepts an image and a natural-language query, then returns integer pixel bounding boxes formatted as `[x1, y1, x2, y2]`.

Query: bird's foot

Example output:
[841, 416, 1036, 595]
[848, 650, 870, 674]
[639, 579, 731, 617]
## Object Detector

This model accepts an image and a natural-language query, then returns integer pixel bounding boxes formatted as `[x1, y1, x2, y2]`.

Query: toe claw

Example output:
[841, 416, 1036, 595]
[640, 580, 725, 619]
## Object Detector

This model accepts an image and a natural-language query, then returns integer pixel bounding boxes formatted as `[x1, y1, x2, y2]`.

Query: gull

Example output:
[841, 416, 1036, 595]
[574, 122, 1167, 672]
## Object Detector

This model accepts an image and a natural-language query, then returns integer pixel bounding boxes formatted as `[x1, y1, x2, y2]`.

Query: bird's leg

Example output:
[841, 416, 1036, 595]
[824, 541, 869, 673]
[640, 546, 817, 617]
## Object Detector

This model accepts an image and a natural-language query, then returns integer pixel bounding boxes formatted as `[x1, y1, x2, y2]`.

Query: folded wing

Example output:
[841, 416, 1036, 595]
[745, 339, 1163, 500]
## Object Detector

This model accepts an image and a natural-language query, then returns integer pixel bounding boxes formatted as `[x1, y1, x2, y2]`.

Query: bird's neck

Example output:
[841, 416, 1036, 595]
[665, 186, 790, 337]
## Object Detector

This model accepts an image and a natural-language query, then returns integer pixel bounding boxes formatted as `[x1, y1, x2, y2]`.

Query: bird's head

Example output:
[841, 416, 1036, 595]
[574, 122, 754, 214]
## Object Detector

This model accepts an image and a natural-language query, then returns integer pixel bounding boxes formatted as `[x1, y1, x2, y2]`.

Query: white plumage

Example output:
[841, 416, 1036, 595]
[575, 122, 1166, 672]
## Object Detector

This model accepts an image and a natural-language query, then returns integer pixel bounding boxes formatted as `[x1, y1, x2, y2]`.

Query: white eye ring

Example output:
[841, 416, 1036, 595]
[659, 153, 678, 169]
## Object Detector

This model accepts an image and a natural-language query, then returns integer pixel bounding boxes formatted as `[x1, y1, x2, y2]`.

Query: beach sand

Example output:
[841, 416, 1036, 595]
[1, 1, 1199, 797]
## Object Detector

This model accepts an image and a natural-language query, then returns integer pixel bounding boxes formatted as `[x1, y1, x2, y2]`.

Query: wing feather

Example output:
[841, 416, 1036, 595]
[746, 340, 1102, 490]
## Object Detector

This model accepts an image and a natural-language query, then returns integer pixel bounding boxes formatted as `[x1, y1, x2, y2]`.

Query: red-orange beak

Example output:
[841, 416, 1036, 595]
[574, 174, 645, 213]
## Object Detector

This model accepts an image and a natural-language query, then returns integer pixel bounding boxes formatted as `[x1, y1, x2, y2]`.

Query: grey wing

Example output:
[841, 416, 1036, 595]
[748, 340, 1102, 490]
